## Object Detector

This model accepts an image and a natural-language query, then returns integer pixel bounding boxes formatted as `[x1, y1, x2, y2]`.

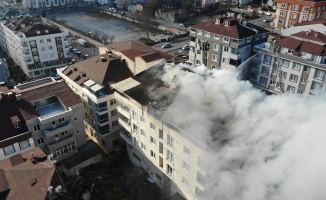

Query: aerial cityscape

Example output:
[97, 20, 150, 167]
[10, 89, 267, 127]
[0, 0, 325, 200]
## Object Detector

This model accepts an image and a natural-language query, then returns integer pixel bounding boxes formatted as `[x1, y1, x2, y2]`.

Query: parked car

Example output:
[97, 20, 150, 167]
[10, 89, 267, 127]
[68, 58, 76, 65]
[162, 43, 172, 48]
[263, 18, 272, 22]
[66, 44, 73, 49]
[77, 39, 88, 47]
[81, 54, 89, 59]
[70, 48, 78, 52]
[74, 51, 82, 56]
[182, 45, 190, 50]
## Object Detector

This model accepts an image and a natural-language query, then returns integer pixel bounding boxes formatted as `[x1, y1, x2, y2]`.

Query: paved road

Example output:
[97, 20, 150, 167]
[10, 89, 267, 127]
[250, 18, 275, 32]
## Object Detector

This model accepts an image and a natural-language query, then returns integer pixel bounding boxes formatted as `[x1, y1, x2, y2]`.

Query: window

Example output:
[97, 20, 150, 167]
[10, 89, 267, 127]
[291, 13, 297, 18]
[280, 11, 286, 17]
[111, 110, 117, 117]
[303, 66, 310, 73]
[297, 89, 304, 95]
[166, 149, 173, 162]
[167, 135, 174, 147]
[182, 176, 189, 186]
[270, 80, 275, 85]
[183, 146, 190, 155]
[224, 47, 229, 52]
[304, 6, 310, 12]
[302, 15, 308, 20]
[61, 131, 67, 135]
[205, 32, 210, 37]
[37, 137, 44, 145]
[247, 37, 252, 43]
[214, 34, 219, 40]
[14, 122, 21, 129]
[259, 77, 268, 86]
[314, 69, 324, 80]
[150, 136, 156, 145]
[132, 110, 138, 121]
[263, 55, 272, 65]
[261, 66, 269, 76]
[289, 74, 298, 82]
[287, 86, 295, 93]
[290, 21, 295, 26]
[3, 145, 15, 156]
[33, 124, 40, 131]
[292, 62, 301, 70]
[293, 5, 298, 10]
[19, 140, 30, 150]
[159, 129, 163, 139]
[212, 54, 217, 61]
[141, 129, 146, 138]
[58, 117, 64, 123]
[223, 37, 229, 42]
[276, 82, 284, 89]
[167, 164, 173, 176]
[40, 39, 44, 43]
[281, 3, 287, 8]
[213, 43, 219, 51]
[197, 30, 202, 35]
[150, 123, 155, 130]
[49, 46, 53, 50]
[272, 68, 277, 75]
[281, 59, 289, 67]
[222, 57, 228, 63]
[279, 71, 287, 79]
[112, 120, 119, 127]
[141, 142, 146, 152]
[150, 150, 156, 159]
[140, 115, 145, 123]
[41, 47, 45, 51]
[300, 78, 306, 84]
[311, 81, 321, 91]
[110, 99, 116, 106]
[47, 38, 51, 42]
[278, 19, 284, 24]
[183, 161, 190, 171]
[195, 187, 203, 197]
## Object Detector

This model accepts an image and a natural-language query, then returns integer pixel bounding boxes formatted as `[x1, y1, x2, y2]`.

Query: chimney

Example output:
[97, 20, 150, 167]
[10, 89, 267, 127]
[100, 57, 107, 62]
[309, 29, 313, 32]
[73, 67, 78, 71]
[315, 33, 318, 37]
[306, 32, 309, 35]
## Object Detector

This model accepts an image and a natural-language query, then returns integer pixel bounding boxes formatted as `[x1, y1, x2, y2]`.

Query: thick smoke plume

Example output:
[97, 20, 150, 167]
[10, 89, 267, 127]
[159, 63, 326, 200]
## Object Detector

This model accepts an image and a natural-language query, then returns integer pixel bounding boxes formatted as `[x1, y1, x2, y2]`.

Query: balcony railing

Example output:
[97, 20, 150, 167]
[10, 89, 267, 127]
[117, 105, 130, 118]
[119, 130, 132, 145]
[118, 117, 131, 132]
[43, 121, 72, 138]
[47, 134, 76, 151]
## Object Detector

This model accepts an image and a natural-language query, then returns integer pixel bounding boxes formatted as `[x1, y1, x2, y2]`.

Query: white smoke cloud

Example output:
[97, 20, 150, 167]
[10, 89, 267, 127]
[159, 63, 326, 200]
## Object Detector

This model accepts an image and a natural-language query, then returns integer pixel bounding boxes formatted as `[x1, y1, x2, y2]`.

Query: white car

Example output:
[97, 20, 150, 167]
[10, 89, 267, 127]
[182, 45, 190, 50]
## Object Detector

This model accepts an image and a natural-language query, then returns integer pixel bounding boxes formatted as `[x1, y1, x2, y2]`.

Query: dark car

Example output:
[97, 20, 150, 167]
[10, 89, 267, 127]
[75, 51, 82, 56]
[81, 54, 89, 59]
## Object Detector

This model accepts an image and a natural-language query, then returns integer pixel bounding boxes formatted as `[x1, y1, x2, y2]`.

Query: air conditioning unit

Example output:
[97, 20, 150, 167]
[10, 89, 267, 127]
[16, 94, 22, 101]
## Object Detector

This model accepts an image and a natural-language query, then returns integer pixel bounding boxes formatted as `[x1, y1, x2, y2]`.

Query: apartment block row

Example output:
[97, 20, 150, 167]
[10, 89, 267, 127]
[250, 30, 326, 99]
[273, 0, 326, 29]
[0, 16, 70, 78]
[189, 13, 269, 71]
[0, 78, 87, 162]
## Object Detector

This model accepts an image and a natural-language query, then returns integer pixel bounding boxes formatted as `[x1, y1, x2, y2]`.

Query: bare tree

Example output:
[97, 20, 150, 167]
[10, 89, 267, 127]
[92, 30, 101, 41]
[138, 13, 159, 42]
[101, 34, 109, 45]
[181, 0, 201, 17]
[108, 34, 115, 44]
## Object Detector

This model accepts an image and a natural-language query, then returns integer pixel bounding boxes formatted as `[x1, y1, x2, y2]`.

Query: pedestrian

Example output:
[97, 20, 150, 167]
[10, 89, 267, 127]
[93, 48, 95, 53]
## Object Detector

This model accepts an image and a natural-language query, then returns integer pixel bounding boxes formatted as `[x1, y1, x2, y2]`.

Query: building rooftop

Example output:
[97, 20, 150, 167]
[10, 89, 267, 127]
[4, 16, 62, 37]
[0, 7, 21, 20]
[0, 84, 31, 149]
[294, 18, 326, 27]
[11, 78, 81, 121]
[0, 147, 67, 200]
[62, 53, 134, 94]
[291, 31, 326, 44]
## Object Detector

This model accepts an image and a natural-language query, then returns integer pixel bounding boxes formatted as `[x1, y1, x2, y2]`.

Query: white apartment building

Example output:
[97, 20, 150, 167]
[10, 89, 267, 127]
[0, 84, 35, 161]
[11, 78, 87, 162]
[0, 16, 70, 78]
[58, 40, 176, 153]
[250, 30, 326, 99]
[189, 13, 269, 71]
[22, 0, 78, 9]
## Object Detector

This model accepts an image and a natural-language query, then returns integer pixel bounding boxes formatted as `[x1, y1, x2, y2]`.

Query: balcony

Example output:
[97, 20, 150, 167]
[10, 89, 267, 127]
[47, 134, 76, 152]
[252, 57, 261, 63]
[30, 43, 36, 48]
[119, 130, 132, 145]
[118, 117, 131, 132]
[117, 105, 130, 119]
[43, 121, 73, 138]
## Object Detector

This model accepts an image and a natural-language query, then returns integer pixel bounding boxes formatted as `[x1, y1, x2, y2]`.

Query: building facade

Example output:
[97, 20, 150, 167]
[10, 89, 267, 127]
[11, 78, 87, 162]
[22, 0, 78, 9]
[273, 0, 326, 29]
[189, 13, 269, 70]
[281, 18, 326, 36]
[0, 58, 10, 83]
[0, 16, 70, 78]
[250, 30, 326, 99]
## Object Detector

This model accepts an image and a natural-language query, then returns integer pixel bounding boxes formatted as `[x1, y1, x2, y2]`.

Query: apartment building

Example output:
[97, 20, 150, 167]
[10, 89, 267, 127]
[281, 18, 326, 36]
[11, 78, 87, 162]
[0, 58, 10, 83]
[250, 30, 326, 99]
[58, 40, 176, 153]
[273, 0, 326, 29]
[0, 84, 35, 161]
[189, 13, 269, 70]
[113, 64, 214, 200]
[22, 0, 78, 9]
[0, 16, 70, 78]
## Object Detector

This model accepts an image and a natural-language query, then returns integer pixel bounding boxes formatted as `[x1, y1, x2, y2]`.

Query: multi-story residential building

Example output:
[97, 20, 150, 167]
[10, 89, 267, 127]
[22, 0, 78, 9]
[0, 58, 10, 83]
[58, 40, 176, 153]
[112, 64, 215, 200]
[11, 77, 87, 162]
[0, 83, 35, 161]
[273, 0, 326, 29]
[189, 13, 269, 70]
[281, 18, 326, 36]
[250, 30, 326, 99]
[0, 16, 70, 78]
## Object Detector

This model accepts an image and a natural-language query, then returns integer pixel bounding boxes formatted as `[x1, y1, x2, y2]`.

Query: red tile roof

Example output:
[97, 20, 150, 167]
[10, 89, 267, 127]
[279, 37, 302, 50]
[292, 31, 326, 43]
[0, 147, 66, 200]
[294, 18, 326, 27]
